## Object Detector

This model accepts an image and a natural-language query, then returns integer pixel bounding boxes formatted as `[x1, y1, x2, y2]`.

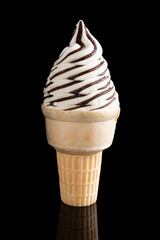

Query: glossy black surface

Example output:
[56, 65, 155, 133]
[9, 5, 145, 238]
[57, 202, 98, 240]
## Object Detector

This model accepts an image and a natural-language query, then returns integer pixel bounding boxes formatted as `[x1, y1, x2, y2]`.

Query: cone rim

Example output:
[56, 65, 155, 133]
[41, 103, 120, 123]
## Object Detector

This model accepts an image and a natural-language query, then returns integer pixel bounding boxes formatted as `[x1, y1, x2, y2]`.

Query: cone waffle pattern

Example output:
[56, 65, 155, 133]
[57, 151, 102, 207]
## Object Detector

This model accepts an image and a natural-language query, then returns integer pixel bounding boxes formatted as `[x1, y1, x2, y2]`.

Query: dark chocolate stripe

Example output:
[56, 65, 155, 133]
[68, 61, 104, 80]
[56, 47, 82, 65]
[46, 61, 102, 89]
[47, 80, 82, 94]
[76, 87, 114, 106]
[76, 20, 85, 47]
[91, 97, 116, 111]
[71, 28, 97, 63]
[56, 21, 85, 65]
[49, 65, 83, 81]
[49, 93, 86, 105]
[43, 94, 53, 100]
[50, 66, 58, 73]
[98, 68, 108, 76]
[70, 76, 109, 95]
[45, 81, 53, 88]
[45, 65, 82, 88]
[106, 91, 116, 100]
[65, 87, 114, 111]
[98, 81, 110, 90]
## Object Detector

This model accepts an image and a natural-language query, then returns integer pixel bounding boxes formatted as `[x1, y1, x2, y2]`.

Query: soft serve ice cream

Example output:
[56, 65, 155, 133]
[42, 20, 120, 207]
[43, 20, 119, 111]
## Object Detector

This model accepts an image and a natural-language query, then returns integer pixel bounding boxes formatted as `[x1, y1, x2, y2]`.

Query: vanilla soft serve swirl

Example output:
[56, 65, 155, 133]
[43, 20, 119, 111]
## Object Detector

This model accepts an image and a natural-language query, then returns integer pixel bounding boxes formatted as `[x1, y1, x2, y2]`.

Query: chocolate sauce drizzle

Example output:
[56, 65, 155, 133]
[44, 21, 116, 111]
[57, 21, 85, 65]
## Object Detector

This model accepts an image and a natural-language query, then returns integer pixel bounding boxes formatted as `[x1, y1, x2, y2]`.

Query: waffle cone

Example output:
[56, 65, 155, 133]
[57, 151, 102, 207]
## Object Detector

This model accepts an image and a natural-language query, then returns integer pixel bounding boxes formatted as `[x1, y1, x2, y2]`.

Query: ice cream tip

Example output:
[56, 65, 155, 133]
[43, 20, 119, 112]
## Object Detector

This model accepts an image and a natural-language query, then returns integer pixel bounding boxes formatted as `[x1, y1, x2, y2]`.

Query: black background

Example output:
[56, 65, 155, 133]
[5, 2, 153, 238]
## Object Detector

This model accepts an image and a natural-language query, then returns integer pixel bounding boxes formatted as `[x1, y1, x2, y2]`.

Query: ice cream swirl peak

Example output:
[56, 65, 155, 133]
[43, 20, 119, 111]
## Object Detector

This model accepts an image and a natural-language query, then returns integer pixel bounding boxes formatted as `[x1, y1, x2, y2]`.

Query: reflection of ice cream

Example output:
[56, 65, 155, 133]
[43, 20, 119, 111]
[56, 202, 98, 240]
[41, 20, 120, 207]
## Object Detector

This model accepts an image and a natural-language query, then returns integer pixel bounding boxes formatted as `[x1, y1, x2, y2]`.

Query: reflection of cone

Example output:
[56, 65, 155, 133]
[57, 151, 102, 207]
[56, 202, 98, 240]
[41, 104, 120, 206]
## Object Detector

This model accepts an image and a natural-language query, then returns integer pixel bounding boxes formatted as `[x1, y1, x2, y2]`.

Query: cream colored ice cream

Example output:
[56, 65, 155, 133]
[43, 20, 119, 111]
[41, 20, 120, 207]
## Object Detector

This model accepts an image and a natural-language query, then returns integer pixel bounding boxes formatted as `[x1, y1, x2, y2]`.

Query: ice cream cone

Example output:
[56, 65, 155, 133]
[41, 104, 120, 207]
[41, 20, 120, 207]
